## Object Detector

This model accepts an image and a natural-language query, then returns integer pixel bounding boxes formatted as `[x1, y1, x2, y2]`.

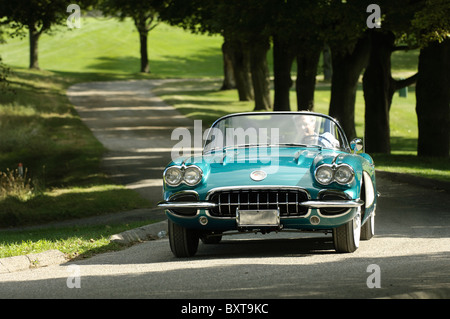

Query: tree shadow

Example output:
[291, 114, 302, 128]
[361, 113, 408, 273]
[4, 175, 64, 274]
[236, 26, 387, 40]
[390, 136, 417, 152]
[85, 56, 142, 73]
[84, 48, 223, 78]
[0, 187, 151, 228]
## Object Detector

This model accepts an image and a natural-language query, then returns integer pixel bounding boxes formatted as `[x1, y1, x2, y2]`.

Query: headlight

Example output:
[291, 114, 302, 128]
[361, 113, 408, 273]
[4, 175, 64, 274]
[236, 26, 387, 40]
[163, 165, 203, 187]
[315, 164, 354, 185]
[315, 166, 334, 185]
[334, 165, 354, 184]
[164, 167, 183, 186]
[183, 166, 203, 186]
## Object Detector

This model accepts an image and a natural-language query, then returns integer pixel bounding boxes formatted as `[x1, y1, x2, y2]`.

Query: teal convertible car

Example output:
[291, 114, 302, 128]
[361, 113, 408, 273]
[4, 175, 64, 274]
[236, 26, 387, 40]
[158, 112, 377, 257]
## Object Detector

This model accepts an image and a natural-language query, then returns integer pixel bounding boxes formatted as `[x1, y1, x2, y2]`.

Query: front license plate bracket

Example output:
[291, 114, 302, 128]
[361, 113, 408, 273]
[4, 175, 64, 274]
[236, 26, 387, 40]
[236, 209, 280, 228]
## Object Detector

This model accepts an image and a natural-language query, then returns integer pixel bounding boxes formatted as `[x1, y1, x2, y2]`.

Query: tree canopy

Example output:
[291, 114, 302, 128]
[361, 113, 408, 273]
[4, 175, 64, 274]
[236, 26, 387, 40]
[1, 0, 447, 157]
[0, 0, 95, 69]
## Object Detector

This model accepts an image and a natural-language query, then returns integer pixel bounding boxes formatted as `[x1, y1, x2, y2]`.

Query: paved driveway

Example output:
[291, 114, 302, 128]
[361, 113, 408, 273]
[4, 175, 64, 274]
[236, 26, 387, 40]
[67, 79, 193, 208]
[0, 80, 448, 300]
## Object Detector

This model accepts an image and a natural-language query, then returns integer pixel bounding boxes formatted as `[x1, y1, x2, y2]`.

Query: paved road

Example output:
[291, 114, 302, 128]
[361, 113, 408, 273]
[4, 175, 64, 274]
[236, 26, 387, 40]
[0, 80, 449, 300]
[67, 79, 194, 213]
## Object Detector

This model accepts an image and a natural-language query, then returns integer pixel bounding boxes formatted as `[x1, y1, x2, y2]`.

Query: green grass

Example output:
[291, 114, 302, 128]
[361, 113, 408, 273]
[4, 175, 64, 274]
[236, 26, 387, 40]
[0, 17, 223, 258]
[0, 17, 446, 259]
[0, 69, 151, 229]
[0, 185, 151, 227]
[1, 18, 223, 77]
[0, 220, 157, 259]
[0, 18, 223, 231]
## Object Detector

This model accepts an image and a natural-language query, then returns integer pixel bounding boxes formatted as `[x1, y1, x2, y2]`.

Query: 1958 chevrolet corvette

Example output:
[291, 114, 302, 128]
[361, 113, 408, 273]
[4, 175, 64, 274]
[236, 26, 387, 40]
[158, 112, 377, 257]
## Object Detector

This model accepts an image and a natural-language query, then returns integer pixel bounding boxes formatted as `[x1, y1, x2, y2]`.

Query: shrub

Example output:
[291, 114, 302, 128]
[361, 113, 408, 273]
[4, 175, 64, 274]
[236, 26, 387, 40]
[0, 165, 34, 201]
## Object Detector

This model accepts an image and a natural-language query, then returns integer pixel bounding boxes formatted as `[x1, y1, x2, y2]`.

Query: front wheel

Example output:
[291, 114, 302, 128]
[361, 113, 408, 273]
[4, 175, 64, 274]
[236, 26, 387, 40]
[168, 220, 199, 257]
[333, 209, 361, 253]
[361, 212, 375, 240]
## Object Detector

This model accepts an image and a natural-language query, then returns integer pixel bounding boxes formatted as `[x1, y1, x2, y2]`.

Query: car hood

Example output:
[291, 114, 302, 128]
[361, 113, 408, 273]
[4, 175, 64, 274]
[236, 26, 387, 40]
[168, 147, 355, 196]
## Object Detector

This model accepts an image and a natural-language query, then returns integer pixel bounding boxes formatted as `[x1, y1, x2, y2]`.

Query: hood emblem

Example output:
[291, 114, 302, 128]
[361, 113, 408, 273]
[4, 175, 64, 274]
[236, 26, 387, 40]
[250, 170, 267, 181]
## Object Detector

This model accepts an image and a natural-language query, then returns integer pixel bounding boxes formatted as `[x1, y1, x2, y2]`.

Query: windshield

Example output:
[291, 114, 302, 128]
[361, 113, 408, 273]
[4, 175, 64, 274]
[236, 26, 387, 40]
[204, 113, 348, 153]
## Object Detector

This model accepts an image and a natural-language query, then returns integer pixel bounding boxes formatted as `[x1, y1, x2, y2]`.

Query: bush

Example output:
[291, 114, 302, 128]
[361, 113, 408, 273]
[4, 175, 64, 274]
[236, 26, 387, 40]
[0, 165, 34, 201]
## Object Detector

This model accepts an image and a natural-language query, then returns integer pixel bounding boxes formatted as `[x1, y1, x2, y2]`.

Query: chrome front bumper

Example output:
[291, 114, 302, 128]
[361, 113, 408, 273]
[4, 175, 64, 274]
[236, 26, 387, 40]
[157, 199, 364, 209]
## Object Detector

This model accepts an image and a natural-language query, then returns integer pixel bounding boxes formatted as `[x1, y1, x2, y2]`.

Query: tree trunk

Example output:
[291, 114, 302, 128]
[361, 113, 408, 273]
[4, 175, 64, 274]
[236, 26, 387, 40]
[134, 17, 151, 73]
[272, 36, 296, 111]
[220, 40, 235, 90]
[416, 38, 450, 158]
[230, 40, 254, 101]
[329, 35, 370, 140]
[322, 44, 332, 82]
[363, 31, 396, 154]
[139, 31, 150, 73]
[250, 40, 271, 111]
[296, 46, 321, 111]
[29, 27, 41, 70]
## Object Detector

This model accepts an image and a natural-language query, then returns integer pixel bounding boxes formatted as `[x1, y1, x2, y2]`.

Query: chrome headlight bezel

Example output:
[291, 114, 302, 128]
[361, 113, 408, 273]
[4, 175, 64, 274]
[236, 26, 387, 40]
[183, 166, 203, 186]
[334, 164, 355, 185]
[315, 165, 334, 185]
[314, 164, 355, 186]
[163, 165, 203, 187]
[163, 166, 183, 187]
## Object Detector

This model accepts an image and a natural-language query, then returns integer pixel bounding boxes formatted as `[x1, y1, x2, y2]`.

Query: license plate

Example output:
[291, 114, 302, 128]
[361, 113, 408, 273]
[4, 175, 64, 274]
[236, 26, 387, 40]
[236, 209, 280, 227]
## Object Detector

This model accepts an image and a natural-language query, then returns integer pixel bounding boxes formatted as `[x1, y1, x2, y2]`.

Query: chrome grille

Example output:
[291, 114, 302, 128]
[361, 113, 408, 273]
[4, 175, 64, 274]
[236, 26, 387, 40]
[208, 188, 309, 217]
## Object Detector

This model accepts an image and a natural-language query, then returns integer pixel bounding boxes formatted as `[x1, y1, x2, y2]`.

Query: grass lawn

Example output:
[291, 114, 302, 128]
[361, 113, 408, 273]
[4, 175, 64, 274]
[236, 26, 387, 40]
[1, 18, 223, 78]
[0, 17, 447, 259]
[0, 17, 223, 258]
[0, 220, 157, 259]
[0, 19, 224, 227]
[0, 69, 152, 228]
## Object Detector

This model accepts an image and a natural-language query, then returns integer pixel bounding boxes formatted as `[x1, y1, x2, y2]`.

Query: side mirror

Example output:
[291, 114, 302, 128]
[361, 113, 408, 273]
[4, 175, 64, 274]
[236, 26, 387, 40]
[350, 138, 363, 154]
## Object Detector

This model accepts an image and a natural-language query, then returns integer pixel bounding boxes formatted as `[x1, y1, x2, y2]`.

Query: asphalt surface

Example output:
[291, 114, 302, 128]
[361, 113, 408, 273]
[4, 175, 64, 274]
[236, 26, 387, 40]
[0, 79, 449, 300]
[66, 79, 194, 210]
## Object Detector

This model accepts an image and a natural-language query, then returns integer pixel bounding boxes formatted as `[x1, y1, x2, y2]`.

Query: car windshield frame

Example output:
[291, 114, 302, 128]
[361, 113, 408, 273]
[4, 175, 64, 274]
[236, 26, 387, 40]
[203, 112, 350, 154]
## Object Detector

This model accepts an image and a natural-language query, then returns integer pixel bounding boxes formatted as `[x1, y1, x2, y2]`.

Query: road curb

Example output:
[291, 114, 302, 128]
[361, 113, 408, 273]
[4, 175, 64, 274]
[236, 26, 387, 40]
[0, 220, 169, 274]
[0, 250, 67, 274]
[109, 220, 168, 244]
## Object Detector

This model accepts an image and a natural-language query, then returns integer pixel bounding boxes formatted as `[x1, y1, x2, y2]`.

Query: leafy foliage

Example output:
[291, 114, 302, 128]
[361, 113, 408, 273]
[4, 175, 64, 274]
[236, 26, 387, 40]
[411, 0, 450, 45]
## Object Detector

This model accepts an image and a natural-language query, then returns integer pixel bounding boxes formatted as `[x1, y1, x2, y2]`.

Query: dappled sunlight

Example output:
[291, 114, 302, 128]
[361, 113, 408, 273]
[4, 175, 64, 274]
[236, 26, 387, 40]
[45, 184, 125, 197]
[91, 125, 190, 132]
[126, 179, 163, 189]
[80, 114, 186, 122]
[103, 155, 162, 161]
[75, 105, 184, 112]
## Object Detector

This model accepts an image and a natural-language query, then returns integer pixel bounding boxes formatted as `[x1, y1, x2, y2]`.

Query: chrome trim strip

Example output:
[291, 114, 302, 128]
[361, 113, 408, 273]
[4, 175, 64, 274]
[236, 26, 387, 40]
[205, 185, 312, 199]
[163, 191, 202, 218]
[299, 199, 364, 208]
[158, 201, 217, 208]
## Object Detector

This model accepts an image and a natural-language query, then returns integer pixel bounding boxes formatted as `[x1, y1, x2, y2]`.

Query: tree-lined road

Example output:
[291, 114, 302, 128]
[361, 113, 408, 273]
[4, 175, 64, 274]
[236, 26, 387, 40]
[0, 80, 448, 299]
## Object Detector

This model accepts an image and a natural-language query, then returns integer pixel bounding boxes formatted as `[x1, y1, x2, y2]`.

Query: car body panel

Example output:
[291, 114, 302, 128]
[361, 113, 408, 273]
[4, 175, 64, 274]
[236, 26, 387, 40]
[159, 112, 377, 236]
